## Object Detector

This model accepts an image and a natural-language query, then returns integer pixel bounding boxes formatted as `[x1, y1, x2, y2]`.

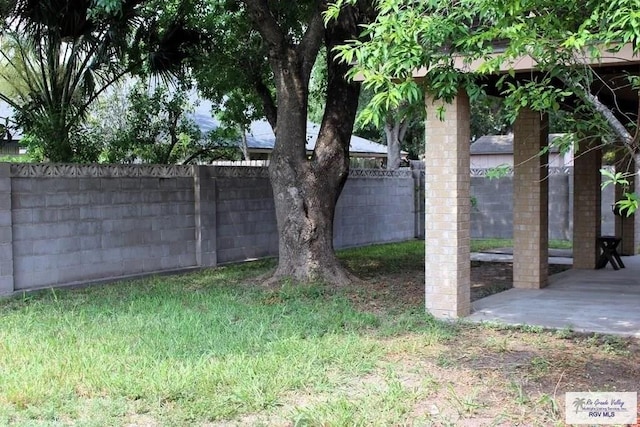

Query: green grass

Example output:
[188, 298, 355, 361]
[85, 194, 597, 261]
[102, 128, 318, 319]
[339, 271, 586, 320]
[470, 238, 572, 251]
[337, 238, 571, 261]
[1, 239, 629, 427]
[338, 240, 424, 277]
[0, 257, 453, 426]
[548, 239, 573, 249]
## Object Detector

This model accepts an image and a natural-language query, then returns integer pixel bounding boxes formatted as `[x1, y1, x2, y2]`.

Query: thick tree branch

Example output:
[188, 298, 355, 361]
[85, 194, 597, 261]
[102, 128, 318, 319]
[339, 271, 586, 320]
[162, 109, 180, 164]
[242, 0, 286, 52]
[399, 116, 410, 142]
[254, 78, 278, 130]
[536, 56, 638, 156]
[240, 129, 251, 160]
[583, 89, 636, 154]
[313, 1, 363, 173]
[297, 5, 325, 81]
[182, 148, 208, 164]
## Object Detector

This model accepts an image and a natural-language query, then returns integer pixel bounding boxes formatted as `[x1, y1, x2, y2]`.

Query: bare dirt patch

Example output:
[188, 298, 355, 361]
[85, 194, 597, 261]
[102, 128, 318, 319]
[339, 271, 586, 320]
[213, 325, 640, 427]
[345, 260, 571, 313]
[470, 261, 571, 300]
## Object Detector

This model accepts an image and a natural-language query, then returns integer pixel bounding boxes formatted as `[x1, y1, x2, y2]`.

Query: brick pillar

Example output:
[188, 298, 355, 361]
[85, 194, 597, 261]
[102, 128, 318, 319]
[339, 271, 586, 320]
[424, 90, 471, 318]
[513, 109, 549, 288]
[573, 141, 602, 268]
[194, 166, 217, 267]
[614, 153, 640, 255]
[0, 164, 13, 295]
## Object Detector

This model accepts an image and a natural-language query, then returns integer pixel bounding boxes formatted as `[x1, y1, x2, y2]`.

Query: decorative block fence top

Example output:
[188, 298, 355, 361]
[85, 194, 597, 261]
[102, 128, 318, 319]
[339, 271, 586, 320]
[9, 163, 195, 178]
[8, 164, 415, 179]
[470, 167, 574, 177]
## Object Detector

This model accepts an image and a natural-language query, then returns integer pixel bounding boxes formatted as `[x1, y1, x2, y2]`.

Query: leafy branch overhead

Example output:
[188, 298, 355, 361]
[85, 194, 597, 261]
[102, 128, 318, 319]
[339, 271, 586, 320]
[329, 0, 640, 212]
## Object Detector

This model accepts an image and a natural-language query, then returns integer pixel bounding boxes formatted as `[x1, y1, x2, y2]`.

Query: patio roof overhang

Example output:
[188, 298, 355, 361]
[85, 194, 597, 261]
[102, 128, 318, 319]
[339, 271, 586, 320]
[410, 43, 640, 76]
[411, 43, 640, 111]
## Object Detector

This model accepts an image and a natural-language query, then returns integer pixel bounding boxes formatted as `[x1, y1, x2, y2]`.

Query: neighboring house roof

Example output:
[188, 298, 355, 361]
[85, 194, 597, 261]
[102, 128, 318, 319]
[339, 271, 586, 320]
[192, 113, 391, 158]
[1, 96, 392, 158]
[471, 133, 568, 155]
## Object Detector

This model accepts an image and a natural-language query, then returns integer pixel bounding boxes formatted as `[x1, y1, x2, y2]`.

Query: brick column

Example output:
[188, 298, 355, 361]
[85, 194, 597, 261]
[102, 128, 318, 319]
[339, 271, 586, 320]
[424, 90, 471, 318]
[614, 153, 640, 255]
[513, 109, 549, 288]
[573, 141, 602, 268]
[0, 163, 13, 295]
[194, 166, 217, 267]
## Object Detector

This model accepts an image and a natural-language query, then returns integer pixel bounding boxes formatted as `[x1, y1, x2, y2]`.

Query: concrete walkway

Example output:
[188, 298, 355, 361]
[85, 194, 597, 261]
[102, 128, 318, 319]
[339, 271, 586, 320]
[467, 254, 640, 338]
[470, 247, 573, 265]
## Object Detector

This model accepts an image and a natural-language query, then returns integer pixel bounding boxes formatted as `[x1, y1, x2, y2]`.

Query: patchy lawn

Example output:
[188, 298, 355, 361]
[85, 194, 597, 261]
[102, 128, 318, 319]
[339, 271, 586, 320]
[0, 240, 637, 426]
[338, 239, 571, 309]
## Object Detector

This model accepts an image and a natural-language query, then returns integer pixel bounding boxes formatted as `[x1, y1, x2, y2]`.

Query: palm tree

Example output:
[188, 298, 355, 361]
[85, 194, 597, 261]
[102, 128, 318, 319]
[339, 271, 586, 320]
[0, 0, 200, 162]
[0, 1, 141, 161]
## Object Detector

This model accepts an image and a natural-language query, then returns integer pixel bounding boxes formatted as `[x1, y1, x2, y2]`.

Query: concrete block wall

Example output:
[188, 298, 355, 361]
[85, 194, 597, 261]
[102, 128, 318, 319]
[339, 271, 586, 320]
[412, 165, 425, 239]
[600, 180, 616, 235]
[465, 169, 615, 241]
[214, 168, 278, 264]
[213, 167, 417, 262]
[10, 166, 197, 290]
[194, 166, 217, 267]
[1, 160, 619, 296]
[7, 162, 616, 293]
[0, 164, 13, 294]
[0, 164, 418, 295]
[334, 169, 415, 249]
[548, 174, 571, 240]
[471, 176, 514, 239]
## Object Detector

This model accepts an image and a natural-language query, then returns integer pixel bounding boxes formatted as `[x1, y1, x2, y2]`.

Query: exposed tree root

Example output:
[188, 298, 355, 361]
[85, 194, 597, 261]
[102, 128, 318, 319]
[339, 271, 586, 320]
[259, 260, 361, 289]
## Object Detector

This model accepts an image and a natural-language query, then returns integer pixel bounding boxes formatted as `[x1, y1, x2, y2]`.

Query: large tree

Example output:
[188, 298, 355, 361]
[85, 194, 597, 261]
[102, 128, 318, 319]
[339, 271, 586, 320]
[237, 0, 374, 284]
[81, 0, 375, 284]
[308, 59, 424, 169]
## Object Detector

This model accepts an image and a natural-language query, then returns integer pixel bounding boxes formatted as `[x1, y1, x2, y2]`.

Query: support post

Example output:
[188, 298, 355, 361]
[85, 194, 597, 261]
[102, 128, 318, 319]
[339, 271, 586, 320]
[194, 166, 218, 268]
[513, 109, 549, 288]
[573, 141, 602, 268]
[615, 153, 640, 255]
[424, 90, 471, 318]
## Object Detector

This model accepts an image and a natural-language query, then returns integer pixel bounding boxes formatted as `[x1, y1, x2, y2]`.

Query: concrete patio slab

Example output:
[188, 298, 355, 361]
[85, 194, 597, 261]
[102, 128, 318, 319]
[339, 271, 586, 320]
[466, 255, 640, 337]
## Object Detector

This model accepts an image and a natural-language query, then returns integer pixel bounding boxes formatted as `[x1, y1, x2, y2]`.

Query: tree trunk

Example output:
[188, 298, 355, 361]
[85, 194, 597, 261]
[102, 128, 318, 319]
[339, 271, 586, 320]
[240, 129, 251, 160]
[243, 0, 371, 285]
[384, 109, 410, 170]
[264, 5, 364, 285]
[385, 121, 401, 170]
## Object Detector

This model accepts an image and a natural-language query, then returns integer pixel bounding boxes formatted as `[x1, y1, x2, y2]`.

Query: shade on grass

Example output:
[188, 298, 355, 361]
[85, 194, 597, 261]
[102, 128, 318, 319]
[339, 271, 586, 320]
[0, 257, 453, 425]
[0, 238, 573, 424]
